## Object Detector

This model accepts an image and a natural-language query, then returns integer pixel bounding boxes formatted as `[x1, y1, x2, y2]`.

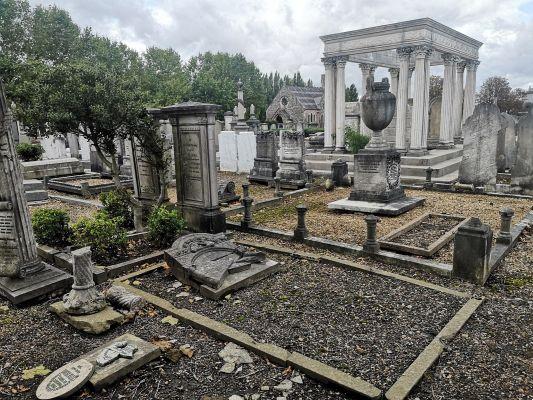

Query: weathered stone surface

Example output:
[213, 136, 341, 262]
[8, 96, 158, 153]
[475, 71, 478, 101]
[50, 302, 124, 334]
[219, 342, 253, 365]
[249, 131, 279, 184]
[511, 107, 533, 194]
[21, 158, 84, 180]
[331, 159, 350, 187]
[459, 104, 500, 186]
[501, 113, 517, 170]
[76, 333, 160, 391]
[219, 131, 238, 172]
[96, 341, 137, 366]
[276, 130, 308, 189]
[218, 181, 240, 204]
[36, 359, 94, 399]
[105, 285, 145, 311]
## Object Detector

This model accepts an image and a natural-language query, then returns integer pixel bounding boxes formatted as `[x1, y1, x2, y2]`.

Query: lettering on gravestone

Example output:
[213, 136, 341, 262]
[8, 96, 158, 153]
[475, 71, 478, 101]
[180, 128, 204, 203]
[36, 359, 94, 400]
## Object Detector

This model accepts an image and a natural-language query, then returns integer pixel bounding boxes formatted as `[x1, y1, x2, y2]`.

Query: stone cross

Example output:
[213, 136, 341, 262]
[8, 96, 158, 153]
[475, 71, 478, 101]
[0, 81, 43, 278]
[96, 341, 138, 366]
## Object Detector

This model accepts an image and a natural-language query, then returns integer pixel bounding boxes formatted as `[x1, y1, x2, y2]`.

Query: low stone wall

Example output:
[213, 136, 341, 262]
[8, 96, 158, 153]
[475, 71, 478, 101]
[21, 158, 84, 180]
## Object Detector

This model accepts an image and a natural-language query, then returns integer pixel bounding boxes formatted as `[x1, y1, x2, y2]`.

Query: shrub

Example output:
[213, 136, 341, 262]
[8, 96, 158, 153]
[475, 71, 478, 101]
[16, 143, 44, 162]
[345, 127, 370, 154]
[99, 189, 134, 229]
[147, 206, 186, 249]
[72, 212, 128, 264]
[32, 208, 72, 247]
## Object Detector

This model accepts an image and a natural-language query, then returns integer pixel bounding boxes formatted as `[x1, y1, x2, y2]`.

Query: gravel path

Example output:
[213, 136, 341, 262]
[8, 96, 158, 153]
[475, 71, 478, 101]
[138, 252, 465, 391]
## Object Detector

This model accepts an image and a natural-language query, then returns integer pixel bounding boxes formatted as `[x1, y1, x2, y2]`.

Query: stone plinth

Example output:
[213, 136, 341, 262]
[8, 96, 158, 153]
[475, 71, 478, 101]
[21, 158, 84, 180]
[249, 130, 279, 185]
[162, 101, 226, 233]
[276, 130, 308, 189]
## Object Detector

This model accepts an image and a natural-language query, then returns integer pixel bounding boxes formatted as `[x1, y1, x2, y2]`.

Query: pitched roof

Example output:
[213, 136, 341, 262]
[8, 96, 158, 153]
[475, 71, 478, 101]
[284, 86, 323, 110]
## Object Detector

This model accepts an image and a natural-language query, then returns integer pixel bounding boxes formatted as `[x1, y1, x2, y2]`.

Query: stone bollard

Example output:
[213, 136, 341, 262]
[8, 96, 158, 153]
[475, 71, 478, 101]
[274, 177, 284, 197]
[496, 207, 514, 245]
[363, 214, 380, 253]
[453, 217, 493, 285]
[241, 183, 254, 228]
[63, 247, 106, 315]
[293, 204, 309, 241]
[424, 167, 434, 189]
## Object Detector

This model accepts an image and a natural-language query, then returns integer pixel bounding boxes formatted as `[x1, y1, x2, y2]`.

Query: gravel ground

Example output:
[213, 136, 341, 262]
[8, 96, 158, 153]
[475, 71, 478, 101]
[64, 178, 115, 187]
[138, 252, 465, 391]
[28, 199, 99, 223]
[0, 298, 350, 399]
[230, 187, 531, 264]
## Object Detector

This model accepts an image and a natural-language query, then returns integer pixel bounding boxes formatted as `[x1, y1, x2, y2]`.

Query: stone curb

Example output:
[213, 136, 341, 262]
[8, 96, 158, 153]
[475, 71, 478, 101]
[105, 251, 164, 278]
[235, 240, 469, 299]
[49, 194, 104, 209]
[385, 298, 484, 400]
[402, 183, 533, 200]
[115, 281, 381, 398]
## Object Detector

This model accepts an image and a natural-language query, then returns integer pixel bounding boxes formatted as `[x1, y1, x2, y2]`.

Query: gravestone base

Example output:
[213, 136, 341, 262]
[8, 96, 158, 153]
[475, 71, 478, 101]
[50, 302, 125, 334]
[328, 197, 425, 216]
[182, 206, 226, 234]
[277, 160, 308, 189]
[249, 158, 278, 186]
[0, 263, 72, 305]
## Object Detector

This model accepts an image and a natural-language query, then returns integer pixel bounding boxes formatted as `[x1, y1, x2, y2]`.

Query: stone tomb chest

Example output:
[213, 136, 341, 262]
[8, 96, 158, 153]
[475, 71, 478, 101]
[164, 233, 279, 299]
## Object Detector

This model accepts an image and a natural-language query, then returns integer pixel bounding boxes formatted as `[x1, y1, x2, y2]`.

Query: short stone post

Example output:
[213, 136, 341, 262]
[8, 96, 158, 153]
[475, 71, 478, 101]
[363, 214, 380, 253]
[305, 169, 314, 188]
[274, 177, 284, 197]
[331, 159, 348, 187]
[241, 183, 253, 228]
[63, 247, 106, 315]
[453, 217, 493, 285]
[496, 207, 514, 245]
[293, 204, 309, 241]
[424, 167, 434, 189]
[80, 182, 91, 198]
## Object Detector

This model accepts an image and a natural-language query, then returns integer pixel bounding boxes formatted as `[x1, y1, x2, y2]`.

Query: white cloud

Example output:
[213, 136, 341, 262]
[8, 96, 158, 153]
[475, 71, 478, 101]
[29, 0, 533, 91]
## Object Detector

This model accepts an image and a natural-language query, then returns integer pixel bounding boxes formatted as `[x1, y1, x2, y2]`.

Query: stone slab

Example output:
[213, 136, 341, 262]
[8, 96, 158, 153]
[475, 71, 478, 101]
[0, 263, 72, 305]
[36, 359, 94, 399]
[236, 131, 256, 173]
[327, 197, 425, 216]
[21, 158, 84, 180]
[74, 333, 160, 391]
[219, 131, 238, 172]
[50, 302, 125, 334]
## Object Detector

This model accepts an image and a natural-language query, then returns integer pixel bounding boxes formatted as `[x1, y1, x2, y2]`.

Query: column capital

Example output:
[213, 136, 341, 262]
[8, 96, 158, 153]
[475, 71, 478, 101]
[412, 45, 432, 59]
[396, 46, 413, 60]
[441, 53, 456, 64]
[321, 57, 336, 68]
[388, 68, 400, 78]
[335, 56, 348, 69]
[359, 63, 377, 73]
[456, 60, 467, 73]
[465, 59, 481, 70]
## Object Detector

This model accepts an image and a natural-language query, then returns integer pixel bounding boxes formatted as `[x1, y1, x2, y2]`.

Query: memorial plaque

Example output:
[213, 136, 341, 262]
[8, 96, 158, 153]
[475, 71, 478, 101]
[276, 130, 308, 189]
[180, 128, 204, 204]
[36, 359, 94, 399]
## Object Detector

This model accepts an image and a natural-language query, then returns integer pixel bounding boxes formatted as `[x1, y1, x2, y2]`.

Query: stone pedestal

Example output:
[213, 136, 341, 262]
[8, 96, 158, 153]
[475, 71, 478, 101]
[276, 130, 308, 189]
[248, 130, 279, 185]
[163, 101, 226, 233]
[331, 159, 350, 187]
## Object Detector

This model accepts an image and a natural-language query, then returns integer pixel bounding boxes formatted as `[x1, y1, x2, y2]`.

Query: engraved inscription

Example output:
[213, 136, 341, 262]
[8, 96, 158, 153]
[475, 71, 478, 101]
[359, 160, 380, 173]
[180, 129, 204, 204]
[0, 211, 14, 239]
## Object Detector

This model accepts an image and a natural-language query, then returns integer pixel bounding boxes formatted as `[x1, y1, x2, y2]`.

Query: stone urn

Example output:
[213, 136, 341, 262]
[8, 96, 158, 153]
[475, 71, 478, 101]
[361, 77, 396, 149]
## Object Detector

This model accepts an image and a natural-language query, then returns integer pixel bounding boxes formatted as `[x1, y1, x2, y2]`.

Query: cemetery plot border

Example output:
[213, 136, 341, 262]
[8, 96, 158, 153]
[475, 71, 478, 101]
[47, 174, 133, 196]
[378, 213, 469, 256]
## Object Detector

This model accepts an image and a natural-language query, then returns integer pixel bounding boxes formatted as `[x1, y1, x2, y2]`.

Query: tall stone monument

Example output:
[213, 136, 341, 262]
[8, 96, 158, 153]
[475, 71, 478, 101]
[0, 81, 71, 304]
[328, 78, 424, 215]
[501, 113, 517, 171]
[276, 130, 309, 189]
[458, 103, 500, 187]
[234, 79, 249, 133]
[511, 102, 533, 194]
[162, 101, 226, 233]
[248, 129, 279, 185]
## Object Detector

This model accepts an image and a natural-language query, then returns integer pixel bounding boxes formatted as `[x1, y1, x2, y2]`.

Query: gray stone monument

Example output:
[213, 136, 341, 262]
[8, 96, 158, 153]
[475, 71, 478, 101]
[496, 115, 508, 173]
[331, 159, 350, 187]
[328, 78, 424, 215]
[511, 104, 533, 195]
[234, 79, 249, 133]
[501, 113, 517, 171]
[162, 101, 226, 233]
[248, 130, 279, 185]
[458, 103, 500, 187]
[276, 130, 309, 189]
[0, 81, 71, 304]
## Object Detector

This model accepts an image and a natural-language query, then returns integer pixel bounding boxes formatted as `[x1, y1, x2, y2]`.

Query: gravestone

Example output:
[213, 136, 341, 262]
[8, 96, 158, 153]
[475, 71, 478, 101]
[236, 131, 256, 173]
[331, 159, 350, 187]
[501, 113, 517, 171]
[219, 131, 238, 172]
[276, 130, 308, 189]
[36, 359, 94, 400]
[162, 101, 226, 233]
[427, 97, 442, 149]
[249, 130, 279, 185]
[164, 233, 279, 299]
[0, 81, 71, 304]
[511, 106, 533, 194]
[458, 103, 500, 187]
[218, 181, 240, 204]
[496, 115, 508, 173]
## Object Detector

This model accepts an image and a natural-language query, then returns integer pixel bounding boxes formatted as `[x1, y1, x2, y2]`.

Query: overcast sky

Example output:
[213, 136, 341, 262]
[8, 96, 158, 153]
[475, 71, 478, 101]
[29, 0, 533, 93]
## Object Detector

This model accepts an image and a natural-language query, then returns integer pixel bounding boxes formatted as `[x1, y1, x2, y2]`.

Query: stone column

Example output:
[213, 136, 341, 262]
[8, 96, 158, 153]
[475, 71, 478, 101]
[363, 214, 380, 253]
[438, 53, 457, 148]
[294, 204, 309, 241]
[359, 63, 377, 137]
[407, 66, 415, 99]
[335, 57, 348, 152]
[322, 58, 336, 152]
[496, 207, 514, 245]
[462, 60, 480, 124]
[409, 46, 431, 155]
[389, 68, 400, 97]
[452, 61, 466, 141]
[395, 47, 412, 152]
[422, 53, 432, 149]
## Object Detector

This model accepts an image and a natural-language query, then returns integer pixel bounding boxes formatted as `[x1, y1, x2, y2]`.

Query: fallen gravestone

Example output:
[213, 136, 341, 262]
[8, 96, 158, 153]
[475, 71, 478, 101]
[36, 359, 94, 399]
[218, 181, 240, 204]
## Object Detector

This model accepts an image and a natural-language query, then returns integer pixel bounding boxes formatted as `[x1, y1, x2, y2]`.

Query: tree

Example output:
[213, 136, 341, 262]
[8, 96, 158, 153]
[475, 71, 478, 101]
[477, 76, 526, 115]
[429, 75, 443, 100]
[345, 83, 358, 102]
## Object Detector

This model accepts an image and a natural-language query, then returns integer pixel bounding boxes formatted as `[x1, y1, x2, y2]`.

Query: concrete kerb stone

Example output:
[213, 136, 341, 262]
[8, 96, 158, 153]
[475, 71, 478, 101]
[403, 183, 533, 200]
[385, 298, 484, 400]
[116, 281, 380, 397]
[49, 195, 104, 209]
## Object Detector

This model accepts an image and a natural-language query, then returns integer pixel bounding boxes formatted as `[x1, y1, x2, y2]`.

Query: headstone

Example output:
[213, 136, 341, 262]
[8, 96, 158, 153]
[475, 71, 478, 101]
[0, 81, 73, 301]
[90, 147, 111, 175]
[218, 181, 240, 204]
[236, 131, 256, 173]
[453, 217, 493, 285]
[331, 159, 350, 187]
[511, 106, 533, 194]
[219, 131, 238, 172]
[36, 359, 94, 400]
[164, 233, 279, 299]
[458, 103, 500, 187]
[427, 97, 442, 149]
[224, 111, 233, 131]
[249, 130, 279, 185]
[496, 115, 507, 173]
[67, 133, 80, 159]
[276, 130, 308, 189]
[501, 113, 517, 171]
[40, 135, 67, 160]
[162, 101, 226, 233]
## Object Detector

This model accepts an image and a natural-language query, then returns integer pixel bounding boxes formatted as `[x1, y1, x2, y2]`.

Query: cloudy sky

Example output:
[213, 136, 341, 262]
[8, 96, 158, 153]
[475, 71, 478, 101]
[29, 0, 533, 93]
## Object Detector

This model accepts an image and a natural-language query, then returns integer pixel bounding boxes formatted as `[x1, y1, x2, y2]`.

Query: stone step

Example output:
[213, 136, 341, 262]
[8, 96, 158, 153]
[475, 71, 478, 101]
[401, 170, 459, 184]
[25, 190, 49, 203]
[23, 179, 45, 191]
[401, 147, 463, 166]
[306, 159, 355, 174]
[401, 157, 462, 177]
[305, 153, 354, 162]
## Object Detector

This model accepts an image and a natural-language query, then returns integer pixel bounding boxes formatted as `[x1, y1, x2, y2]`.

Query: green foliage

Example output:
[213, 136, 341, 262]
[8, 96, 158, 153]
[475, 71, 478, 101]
[304, 127, 324, 135]
[72, 212, 128, 264]
[477, 76, 526, 115]
[99, 189, 134, 229]
[345, 83, 359, 102]
[147, 206, 186, 249]
[31, 208, 72, 247]
[345, 126, 369, 154]
[16, 142, 44, 161]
